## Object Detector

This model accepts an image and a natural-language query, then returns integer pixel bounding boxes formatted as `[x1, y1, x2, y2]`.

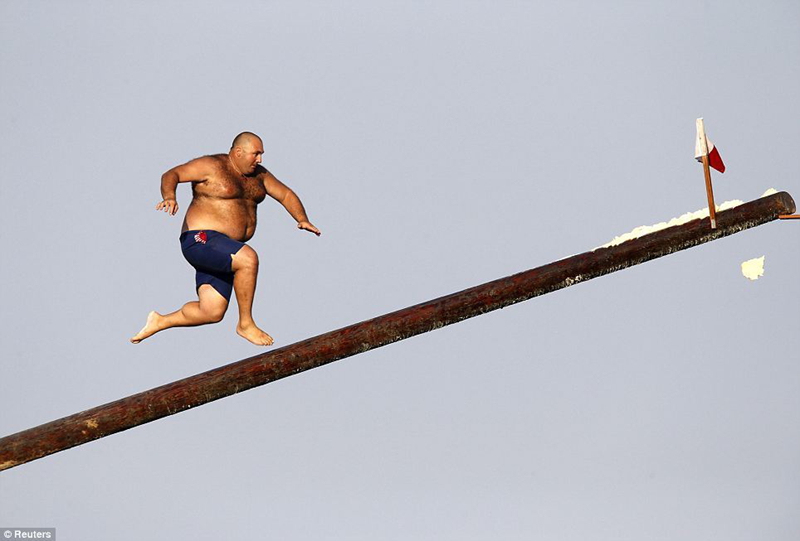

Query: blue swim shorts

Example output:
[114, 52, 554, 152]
[179, 230, 245, 301]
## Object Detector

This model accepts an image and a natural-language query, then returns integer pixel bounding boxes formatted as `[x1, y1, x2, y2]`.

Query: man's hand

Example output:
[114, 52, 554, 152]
[156, 199, 179, 216]
[297, 221, 321, 236]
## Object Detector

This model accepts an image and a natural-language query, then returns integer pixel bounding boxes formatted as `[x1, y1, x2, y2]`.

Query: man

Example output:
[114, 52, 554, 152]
[131, 132, 320, 346]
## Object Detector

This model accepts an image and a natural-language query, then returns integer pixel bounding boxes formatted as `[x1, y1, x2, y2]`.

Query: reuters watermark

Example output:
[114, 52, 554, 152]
[1, 529, 55, 540]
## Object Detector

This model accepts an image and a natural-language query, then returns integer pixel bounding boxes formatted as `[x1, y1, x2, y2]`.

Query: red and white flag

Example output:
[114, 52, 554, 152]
[695, 118, 725, 173]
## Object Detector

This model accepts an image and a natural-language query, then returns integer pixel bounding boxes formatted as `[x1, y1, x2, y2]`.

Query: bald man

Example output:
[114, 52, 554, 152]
[131, 132, 320, 346]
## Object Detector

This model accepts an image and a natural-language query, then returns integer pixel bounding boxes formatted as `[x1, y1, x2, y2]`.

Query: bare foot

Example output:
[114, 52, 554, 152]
[130, 311, 163, 344]
[236, 323, 274, 346]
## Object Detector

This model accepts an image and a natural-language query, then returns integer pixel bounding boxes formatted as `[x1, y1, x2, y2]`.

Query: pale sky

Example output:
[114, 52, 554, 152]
[1, 1, 799, 540]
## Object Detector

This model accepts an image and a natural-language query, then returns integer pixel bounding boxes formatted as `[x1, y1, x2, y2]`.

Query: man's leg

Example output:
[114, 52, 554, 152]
[130, 285, 229, 344]
[230, 245, 274, 346]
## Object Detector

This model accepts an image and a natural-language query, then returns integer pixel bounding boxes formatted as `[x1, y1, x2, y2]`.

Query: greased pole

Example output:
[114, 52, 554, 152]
[0, 191, 795, 472]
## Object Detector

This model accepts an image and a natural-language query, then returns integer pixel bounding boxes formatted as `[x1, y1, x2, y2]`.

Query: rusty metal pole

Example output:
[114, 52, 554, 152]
[0, 191, 795, 472]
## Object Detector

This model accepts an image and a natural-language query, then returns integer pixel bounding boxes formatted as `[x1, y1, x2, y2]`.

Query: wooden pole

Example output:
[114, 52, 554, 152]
[702, 154, 717, 229]
[0, 191, 795, 472]
[696, 118, 717, 229]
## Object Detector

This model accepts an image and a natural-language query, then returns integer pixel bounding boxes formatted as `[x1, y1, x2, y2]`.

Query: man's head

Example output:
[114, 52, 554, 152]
[229, 132, 264, 175]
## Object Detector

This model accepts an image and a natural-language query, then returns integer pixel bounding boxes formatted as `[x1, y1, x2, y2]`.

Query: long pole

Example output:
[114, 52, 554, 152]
[0, 191, 795, 472]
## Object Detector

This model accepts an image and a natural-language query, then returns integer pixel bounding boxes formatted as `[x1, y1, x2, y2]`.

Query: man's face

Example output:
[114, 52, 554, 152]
[237, 140, 264, 173]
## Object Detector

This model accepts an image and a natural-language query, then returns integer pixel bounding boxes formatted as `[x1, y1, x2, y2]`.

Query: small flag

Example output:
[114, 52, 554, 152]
[695, 118, 725, 173]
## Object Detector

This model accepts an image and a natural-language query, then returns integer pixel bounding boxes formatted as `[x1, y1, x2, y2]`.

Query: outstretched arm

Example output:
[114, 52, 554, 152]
[156, 156, 215, 216]
[263, 170, 321, 236]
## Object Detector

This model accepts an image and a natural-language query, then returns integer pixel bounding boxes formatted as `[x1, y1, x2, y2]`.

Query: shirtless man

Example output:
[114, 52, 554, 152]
[131, 132, 320, 346]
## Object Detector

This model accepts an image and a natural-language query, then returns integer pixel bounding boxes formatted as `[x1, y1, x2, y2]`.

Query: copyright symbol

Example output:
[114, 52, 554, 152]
[4, 530, 12, 539]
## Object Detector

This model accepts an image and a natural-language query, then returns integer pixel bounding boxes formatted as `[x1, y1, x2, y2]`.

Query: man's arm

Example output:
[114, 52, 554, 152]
[156, 156, 215, 216]
[263, 169, 321, 236]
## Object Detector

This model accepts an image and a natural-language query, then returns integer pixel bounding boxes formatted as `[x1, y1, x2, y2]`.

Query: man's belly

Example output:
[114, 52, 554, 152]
[182, 200, 257, 242]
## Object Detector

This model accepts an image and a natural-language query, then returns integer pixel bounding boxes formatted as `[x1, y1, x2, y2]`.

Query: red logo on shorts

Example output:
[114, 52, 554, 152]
[194, 231, 207, 244]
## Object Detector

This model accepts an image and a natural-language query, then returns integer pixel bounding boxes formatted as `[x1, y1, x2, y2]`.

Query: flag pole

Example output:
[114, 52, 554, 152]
[696, 118, 717, 229]
[701, 153, 717, 229]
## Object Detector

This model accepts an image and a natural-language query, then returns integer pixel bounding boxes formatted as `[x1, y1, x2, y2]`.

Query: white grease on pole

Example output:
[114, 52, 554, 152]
[596, 189, 779, 249]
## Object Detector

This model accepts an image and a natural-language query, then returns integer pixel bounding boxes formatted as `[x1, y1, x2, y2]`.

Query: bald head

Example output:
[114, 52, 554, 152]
[231, 132, 262, 151]
[228, 132, 265, 175]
